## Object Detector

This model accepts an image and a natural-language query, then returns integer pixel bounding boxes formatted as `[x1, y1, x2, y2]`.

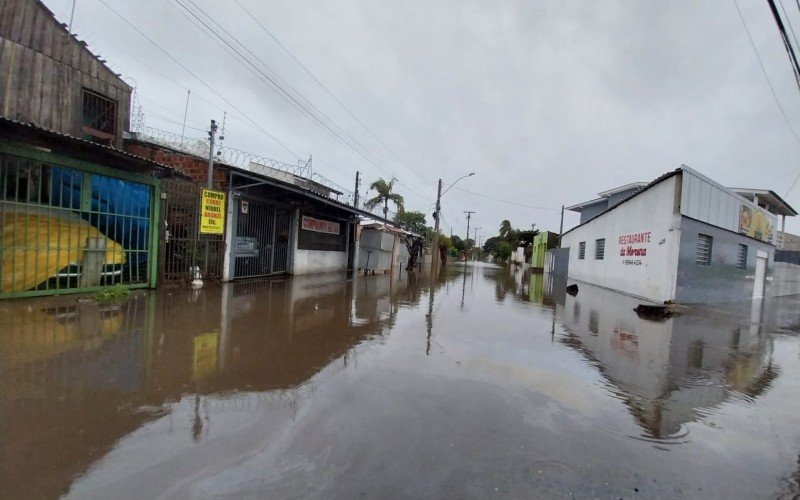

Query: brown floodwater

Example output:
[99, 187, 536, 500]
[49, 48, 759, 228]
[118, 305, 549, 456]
[1, 263, 799, 499]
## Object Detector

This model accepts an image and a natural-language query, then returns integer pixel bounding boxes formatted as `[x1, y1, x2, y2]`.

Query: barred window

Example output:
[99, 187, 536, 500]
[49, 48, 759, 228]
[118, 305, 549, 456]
[737, 244, 748, 270]
[82, 89, 117, 145]
[578, 241, 586, 260]
[696, 234, 712, 266]
[595, 238, 605, 260]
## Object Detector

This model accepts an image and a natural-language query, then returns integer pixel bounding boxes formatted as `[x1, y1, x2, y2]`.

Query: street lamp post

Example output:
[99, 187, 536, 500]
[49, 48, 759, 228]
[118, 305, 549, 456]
[430, 173, 474, 276]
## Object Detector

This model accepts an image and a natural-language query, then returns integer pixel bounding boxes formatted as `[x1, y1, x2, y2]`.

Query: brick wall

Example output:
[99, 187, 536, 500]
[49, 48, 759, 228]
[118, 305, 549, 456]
[126, 142, 229, 190]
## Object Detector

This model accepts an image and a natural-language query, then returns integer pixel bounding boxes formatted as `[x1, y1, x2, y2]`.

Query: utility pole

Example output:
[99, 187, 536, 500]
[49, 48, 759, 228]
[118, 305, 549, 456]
[558, 204, 565, 247]
[430, 179, 443, 276]
[473, 226, 481, 260]
[353, 171, 361, 208]
[464, 211, 475, 261]
[206, 119, 217, 189]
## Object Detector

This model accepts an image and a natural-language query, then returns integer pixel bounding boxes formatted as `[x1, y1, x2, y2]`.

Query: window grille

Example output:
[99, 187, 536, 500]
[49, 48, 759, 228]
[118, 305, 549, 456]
[595, 238, 605, 260]
[82, 89, 117, 145]
[737, 244, 748, 270]
[696, 234, 712, 266]
[578, 241, 586, 260]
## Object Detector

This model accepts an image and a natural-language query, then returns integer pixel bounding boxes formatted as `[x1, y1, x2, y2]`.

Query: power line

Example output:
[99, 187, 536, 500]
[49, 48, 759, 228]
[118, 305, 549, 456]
[234, 0, 433, 186]
[732, 0, 800, 196]
[177, 0, 383, 167]
[170, 0, 432, 204]
[767, 0, 800, 90]
[453, 186, 560, 212]
[733, 0, 800, 144]
[95, 0, 301, 160]
[779, 0, 800, 57]
[170, 0, 391, 177]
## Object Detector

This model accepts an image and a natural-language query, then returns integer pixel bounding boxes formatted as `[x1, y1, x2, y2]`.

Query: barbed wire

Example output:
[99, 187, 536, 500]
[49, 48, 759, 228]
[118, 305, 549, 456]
[131, 123, 363, 204]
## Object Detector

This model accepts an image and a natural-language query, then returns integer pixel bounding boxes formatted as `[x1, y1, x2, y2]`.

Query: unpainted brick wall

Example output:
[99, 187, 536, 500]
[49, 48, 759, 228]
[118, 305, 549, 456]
[126, 142, 229, 190]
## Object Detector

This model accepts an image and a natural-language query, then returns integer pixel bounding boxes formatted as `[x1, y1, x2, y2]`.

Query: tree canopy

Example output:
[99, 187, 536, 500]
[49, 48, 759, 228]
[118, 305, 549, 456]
[365, 177, 404, 219]
[394, 210, 427, 236]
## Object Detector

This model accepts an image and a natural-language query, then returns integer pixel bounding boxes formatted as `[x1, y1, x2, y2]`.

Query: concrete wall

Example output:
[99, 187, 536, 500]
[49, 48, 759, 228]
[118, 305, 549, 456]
[778, 231, 800, 251]
[675, 217, 774, 303]
[768, 262, 800, 297]
[606, 187, 642, 208]
[293, 249, 348, 275]
[561, 175, 682, 302]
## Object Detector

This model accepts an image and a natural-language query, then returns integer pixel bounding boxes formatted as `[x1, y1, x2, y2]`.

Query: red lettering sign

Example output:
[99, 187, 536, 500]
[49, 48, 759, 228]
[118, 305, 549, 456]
[301, 215, 340, 235]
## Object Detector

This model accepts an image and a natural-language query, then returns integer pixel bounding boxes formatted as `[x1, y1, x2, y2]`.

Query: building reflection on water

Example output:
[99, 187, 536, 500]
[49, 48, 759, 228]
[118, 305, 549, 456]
[536, 275, 778, 440]
[0, 270, 433, 499]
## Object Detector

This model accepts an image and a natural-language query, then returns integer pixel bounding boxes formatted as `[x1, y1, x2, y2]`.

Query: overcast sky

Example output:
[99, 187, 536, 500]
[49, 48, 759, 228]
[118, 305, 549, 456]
[43, 0, 800, 237]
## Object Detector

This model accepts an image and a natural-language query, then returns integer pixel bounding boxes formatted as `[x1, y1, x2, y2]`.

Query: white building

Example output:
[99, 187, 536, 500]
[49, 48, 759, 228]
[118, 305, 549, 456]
[560, 166, 797, 303]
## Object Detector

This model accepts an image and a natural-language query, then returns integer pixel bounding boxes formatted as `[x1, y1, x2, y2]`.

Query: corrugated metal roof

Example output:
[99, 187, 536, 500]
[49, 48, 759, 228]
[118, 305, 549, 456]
[561, 168, 682, 237]
[0, 118, 185, 177]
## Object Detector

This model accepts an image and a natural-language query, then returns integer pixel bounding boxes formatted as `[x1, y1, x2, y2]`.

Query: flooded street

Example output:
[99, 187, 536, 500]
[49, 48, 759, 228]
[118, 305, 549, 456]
[2, 263, 800, 499]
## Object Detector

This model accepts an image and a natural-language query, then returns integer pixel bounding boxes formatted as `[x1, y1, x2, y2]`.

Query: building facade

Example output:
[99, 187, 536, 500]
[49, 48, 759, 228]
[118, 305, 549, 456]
[531, 231, 558, 269]
[560, 167, 795, 303]
[0, 0, 179, 298]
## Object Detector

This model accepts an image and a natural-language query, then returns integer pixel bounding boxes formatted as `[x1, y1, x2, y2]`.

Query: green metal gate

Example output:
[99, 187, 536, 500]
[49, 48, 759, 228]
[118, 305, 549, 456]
[0, 143, 160, 298]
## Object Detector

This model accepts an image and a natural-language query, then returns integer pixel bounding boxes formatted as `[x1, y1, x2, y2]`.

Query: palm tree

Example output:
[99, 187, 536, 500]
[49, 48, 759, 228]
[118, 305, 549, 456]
[499, 220, 513, 239]
[365, 177, 404, 218]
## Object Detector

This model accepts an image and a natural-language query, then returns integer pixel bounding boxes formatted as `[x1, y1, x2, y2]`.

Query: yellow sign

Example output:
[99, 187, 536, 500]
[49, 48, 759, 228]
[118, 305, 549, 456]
[200, 189, 226, 234]
[739, 205, 774, 243]
[192, 332, 218, 380]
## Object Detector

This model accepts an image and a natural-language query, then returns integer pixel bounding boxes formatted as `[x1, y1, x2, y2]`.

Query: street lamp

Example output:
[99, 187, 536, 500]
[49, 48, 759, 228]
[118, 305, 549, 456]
[430, 172, 475, 276]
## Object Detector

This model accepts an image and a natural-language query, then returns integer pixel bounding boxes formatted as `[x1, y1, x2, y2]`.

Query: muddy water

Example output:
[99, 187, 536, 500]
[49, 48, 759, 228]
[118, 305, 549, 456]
[1, 263, 799, 499]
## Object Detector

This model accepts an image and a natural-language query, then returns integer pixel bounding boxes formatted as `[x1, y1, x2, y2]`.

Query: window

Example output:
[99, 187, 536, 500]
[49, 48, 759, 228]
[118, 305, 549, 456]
[696, 234, 712, 266]
[82, 89, 117, 145]
[595, 238, 605, 260]
[578, 241, 586, 260]
[737, 244, 748, 270]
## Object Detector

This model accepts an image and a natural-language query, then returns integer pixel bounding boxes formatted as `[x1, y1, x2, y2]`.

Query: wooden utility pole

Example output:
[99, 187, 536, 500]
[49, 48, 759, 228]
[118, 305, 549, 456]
[464, 210, 475, 261]
[430, 179, 443, 276]
[353, 171, 361, 208]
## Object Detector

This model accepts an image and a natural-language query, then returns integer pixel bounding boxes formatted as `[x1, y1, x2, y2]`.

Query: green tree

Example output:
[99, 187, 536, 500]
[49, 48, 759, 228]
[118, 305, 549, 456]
[394, 210, 427, 236]
[365, 177, 404, 219]
[499, 219, 513, 239]
[493, 241, 513, 262]
[451, 235, 465, 252]
[483, 235, 503, 254]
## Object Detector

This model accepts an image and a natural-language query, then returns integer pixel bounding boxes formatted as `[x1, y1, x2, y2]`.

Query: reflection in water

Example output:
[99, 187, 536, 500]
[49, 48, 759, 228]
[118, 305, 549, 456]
[0, 271, 431, 499]
[553, 281, 777, 440]
[486, 264, 532, 303]
[1, 264, 797, 498]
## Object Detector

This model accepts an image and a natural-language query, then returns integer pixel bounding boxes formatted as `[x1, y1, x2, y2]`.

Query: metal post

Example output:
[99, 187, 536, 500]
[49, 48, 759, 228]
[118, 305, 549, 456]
[207, 119, 217, 189]
[430, 179, 442, 277]
[180, 90, 191, 147]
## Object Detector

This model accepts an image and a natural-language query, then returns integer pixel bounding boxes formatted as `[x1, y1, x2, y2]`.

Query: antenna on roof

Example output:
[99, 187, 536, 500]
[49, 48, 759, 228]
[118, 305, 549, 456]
[68, 0, 77, 34]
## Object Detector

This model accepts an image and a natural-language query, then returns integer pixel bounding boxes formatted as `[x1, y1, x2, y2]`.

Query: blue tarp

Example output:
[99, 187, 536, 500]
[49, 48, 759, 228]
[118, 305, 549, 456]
[50, 166, 151, 264]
